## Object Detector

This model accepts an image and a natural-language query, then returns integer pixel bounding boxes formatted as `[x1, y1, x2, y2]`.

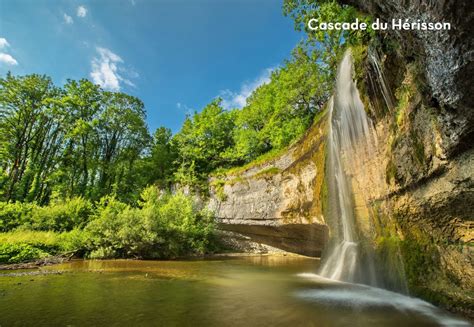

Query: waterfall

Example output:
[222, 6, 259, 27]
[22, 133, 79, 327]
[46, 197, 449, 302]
[368, 48, 395, 112]
[319, 49, 379, 286]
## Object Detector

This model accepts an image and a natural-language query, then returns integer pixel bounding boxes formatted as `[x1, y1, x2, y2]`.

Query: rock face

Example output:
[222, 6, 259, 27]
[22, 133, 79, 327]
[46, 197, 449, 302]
[340, 0, 474, 317]
[209, 115, 329, 257]
[209, 0, 473, 317]
[343, 0, 474, 156]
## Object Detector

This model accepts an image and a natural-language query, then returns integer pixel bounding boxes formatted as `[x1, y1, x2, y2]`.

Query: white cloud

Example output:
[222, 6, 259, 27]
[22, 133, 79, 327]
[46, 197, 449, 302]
[220, 68, 274, 109]
[77, 6, 87, 18]
[90, 47, 135, 91]
[0, 38, 10, 49]
[63, 13, 73, 24]
[0, 37, 18, 66]
[0, 53, 18, 66]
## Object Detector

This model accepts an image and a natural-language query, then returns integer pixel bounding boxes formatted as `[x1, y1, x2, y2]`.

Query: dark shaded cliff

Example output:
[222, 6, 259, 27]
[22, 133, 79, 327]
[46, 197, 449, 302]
[342, 0, 473, 317]
[343, 0, 474, 156]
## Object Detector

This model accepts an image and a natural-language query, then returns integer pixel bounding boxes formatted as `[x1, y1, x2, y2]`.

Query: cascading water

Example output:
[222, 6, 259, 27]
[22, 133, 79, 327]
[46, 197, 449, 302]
[367, 47, 395, 111]
[299, 49, 471, 327]
[319, 49, 378, 286]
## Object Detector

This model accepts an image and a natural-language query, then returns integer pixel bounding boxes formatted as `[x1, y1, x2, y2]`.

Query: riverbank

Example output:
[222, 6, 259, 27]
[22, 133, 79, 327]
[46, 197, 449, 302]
[0, 253, 75, 271]
[0, 226, 305, 270]
[0, 248, 312, 271]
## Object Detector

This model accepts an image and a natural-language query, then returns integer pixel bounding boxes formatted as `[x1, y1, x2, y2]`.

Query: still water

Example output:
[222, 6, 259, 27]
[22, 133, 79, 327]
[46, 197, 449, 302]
[0, 256, 470, 326]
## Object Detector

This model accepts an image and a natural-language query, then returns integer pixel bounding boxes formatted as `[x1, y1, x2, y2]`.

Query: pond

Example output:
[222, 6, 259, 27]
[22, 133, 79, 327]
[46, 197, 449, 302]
[0, 256, 470, 326]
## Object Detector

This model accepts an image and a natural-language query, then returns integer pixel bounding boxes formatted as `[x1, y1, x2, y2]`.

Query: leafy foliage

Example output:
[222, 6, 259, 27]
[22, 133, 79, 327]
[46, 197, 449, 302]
[143, 127, 177, 188]
[0, 243, 49, 264]
[283, 0, 373, 72]
[0, 187, 216, 261]
[0, 76, 150, 204]
[0, 1, 370, 264]
[85, 187, 216, 259]
[0, 197, 93, 232]
[29, 197, 93, 231]
[0, 201, 35, 232]
[172, 99, 237, 179]
[225, 45, 328, 163]
[0, 230, 88, 263]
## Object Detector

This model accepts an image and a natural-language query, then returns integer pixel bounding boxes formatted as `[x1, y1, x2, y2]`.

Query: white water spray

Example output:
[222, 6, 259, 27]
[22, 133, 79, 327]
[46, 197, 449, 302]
[319, 50, 378, 285]
[368, 48, 395, 111]
[304, 49, 470, 327]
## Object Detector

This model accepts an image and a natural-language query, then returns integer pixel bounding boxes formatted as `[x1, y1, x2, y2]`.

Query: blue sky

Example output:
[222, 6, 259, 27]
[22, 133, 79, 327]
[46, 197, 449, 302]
[0, 0, 303, 132]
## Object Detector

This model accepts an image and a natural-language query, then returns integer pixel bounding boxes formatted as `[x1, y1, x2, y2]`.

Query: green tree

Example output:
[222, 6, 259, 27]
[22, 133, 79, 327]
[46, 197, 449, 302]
[96, 91, 150, 200]
[283, 0, 373, 72]
[144, 126, 177, 188]
[226, 45, 328, 163]
[0, 74, 152, 204]
[173, 98, 236, 182]
[0, 73, 62, 203]
[59, 79, 102, 199]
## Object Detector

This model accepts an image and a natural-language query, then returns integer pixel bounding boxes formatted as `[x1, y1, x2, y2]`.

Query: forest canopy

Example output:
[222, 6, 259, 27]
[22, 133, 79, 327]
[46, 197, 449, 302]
[0, 0, 372, 261]
[0, 42, 340, 203]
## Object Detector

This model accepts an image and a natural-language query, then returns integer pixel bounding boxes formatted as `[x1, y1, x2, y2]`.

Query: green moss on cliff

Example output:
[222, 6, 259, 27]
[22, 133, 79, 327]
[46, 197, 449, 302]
[385, 159, 397, 184]
[399, 234, 438, 285]
[351, 44, 373, 117]
[410, 130, 426, 166]
[352, 44, 368, 82]
[210, 179, 227, 201]
[254, 167, 281, 179]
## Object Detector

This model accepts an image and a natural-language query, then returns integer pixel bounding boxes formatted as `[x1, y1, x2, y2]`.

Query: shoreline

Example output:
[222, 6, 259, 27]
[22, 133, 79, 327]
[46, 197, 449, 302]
[0, 251, 317, 271]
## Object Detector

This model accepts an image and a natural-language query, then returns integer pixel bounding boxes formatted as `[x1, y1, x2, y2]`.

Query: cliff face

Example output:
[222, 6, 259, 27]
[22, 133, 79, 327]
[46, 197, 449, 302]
[209, 114, 329, 257]
[343, 0, 474, 156]
[344, 0, 474, 317]
[210, 0, 472, 317]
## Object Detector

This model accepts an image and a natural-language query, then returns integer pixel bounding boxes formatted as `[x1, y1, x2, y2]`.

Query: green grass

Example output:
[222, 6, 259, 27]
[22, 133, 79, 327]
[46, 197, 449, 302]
[0, 230, 62, 246]
[254, 167, 281, 178]
[0, 243, 49, 264]
[212, 147, 288, 177]
[209, 179, 227, 201]
[0, 230, 86, 253]
[0, 230, 87, 263]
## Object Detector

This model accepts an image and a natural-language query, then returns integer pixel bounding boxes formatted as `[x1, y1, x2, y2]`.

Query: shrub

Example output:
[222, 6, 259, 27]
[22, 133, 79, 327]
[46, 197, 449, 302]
[155, 191, 215, 255]
[0, 187, 217, 262]
[0, 230, 88, 256]
[0, 197, 93, 232]
[85, 187, 216, 259]
[0, 201, 35, 232]
[30, 197, 93, 231]
[0, 243, 49, 264]
[86, 204, 156, 259]
[57, 229, 89, 252]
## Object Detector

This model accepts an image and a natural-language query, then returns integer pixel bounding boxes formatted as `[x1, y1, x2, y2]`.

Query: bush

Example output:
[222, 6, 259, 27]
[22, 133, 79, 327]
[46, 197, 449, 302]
[0, 243, 49, 264]
[0, 197, 93, 232]
[30, 197, 93, 231]
[0, 187, 217, 263]
[85, 187, 216, 259]
[154, 191, 215, 255]
[85, 196, 154, 258]
[0, 230, 88, 256]
[0, 201, 35, 232]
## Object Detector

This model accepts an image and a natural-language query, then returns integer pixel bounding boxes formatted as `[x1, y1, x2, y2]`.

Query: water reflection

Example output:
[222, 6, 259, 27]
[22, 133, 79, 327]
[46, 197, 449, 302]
[0, 256, 469, 327]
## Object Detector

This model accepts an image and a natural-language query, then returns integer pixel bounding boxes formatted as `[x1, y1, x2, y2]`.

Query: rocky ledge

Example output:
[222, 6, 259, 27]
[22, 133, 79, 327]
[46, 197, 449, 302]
[209, 114, 329, 257]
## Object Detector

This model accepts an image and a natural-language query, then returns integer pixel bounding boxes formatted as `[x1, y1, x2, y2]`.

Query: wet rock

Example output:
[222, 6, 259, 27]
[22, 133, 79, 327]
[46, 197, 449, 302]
[343, 0, 474, 156]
